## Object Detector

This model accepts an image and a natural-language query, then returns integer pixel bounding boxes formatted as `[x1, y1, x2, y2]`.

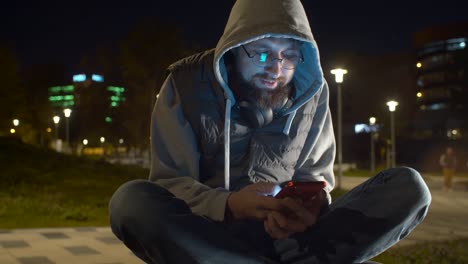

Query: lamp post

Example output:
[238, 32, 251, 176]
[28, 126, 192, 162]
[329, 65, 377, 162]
[369, 117, 376, 172]
[53, 116, 60, 151]
[100, 137, 105, 156]
[63, 108, 72, 146]
[386, 100, 398, 168]
[12, 119, 19, 136]
[330, 68, 348, 189]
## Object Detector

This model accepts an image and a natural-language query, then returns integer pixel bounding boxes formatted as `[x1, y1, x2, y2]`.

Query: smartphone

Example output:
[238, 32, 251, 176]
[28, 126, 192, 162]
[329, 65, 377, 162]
[274, 181, 326, 200]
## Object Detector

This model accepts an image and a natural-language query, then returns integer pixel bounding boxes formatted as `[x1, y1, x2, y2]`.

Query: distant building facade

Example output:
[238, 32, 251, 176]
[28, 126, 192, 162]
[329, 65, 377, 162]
[412, 23, 468, 140]
[48, 73, 126, 148]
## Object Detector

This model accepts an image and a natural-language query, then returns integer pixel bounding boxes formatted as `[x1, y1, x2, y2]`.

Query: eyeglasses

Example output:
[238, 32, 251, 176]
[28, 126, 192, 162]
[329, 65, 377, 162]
[241, 45, 304, 70]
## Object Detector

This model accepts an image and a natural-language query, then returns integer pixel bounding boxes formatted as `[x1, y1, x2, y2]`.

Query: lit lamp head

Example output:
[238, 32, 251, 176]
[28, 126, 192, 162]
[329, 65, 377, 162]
[369, 117, 376, 125]
[13, 119, 19, 127]
[53, 116, 60, 124]
[330, 68, 348, 83]
[386, 101, 399, 112]
[63, 108, 72, 118]
[83, 139, 88, 145]
[100, 137, 105, 143]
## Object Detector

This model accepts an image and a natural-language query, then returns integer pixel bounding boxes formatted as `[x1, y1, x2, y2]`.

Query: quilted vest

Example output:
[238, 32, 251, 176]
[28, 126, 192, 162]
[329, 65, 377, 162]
[168, 50, 319, 190]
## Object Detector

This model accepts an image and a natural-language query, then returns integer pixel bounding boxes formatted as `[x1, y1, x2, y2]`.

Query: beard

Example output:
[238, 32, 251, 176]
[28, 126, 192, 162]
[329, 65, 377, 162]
[234, 72, 292, 112]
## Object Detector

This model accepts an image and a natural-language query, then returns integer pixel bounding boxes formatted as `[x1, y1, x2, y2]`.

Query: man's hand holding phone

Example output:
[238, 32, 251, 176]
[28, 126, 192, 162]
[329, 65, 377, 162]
[226, 181, 326, 240]
[264, 181, 326, 239]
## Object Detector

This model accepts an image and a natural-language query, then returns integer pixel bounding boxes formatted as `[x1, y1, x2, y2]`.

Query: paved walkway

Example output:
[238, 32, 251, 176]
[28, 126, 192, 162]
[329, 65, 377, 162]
[0, 227, 142, 264]
[340, 175, 468, 247]
[1, 175, 467, 264]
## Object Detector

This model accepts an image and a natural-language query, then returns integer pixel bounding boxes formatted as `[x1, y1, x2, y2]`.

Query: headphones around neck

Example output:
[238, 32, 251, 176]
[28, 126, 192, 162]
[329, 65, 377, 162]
[238, 97, 293, 128]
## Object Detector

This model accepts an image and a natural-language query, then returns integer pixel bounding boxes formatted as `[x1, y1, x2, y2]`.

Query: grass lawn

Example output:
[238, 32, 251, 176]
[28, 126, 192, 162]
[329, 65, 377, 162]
[341, 166, 468, 178]
[373, 238, 468, 263]
[0, 137, 148, 228]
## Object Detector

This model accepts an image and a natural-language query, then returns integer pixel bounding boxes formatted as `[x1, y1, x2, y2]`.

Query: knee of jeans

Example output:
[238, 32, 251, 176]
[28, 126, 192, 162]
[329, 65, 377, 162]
[109, 180, 145, 219]
[110, 180, 166, 223]
[109, 180, 190, 225]
[387, 167, 432, 209]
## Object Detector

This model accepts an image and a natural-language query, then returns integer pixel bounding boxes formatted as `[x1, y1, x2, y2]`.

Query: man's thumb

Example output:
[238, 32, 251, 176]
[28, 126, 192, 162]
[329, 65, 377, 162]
[254, 182, 281, 196]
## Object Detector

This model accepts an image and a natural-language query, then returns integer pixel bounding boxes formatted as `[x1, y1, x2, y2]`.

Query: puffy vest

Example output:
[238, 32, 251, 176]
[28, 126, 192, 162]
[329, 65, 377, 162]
[168, 50, 319, 190]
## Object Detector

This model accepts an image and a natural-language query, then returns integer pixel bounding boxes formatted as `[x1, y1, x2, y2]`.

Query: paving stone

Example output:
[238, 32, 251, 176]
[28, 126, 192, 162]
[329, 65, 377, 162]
[0, 254, 18, 264]
[64, 245, 100, 255]
[0, 240, 30, 248]
[0, 230, 12, 234]
[40, 233, 69, 239]
[74, 227, 97, 232]
[96, 236, 121, 245]
[17, 256, 55, 264]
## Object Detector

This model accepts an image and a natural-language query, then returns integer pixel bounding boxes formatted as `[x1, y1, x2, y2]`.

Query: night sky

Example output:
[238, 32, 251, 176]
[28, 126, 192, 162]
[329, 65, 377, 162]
[1, 0, 467, 69]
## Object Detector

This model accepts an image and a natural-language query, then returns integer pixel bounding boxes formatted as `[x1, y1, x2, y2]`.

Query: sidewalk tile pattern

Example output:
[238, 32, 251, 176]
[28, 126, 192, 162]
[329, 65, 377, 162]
[0, 227, 143, 264]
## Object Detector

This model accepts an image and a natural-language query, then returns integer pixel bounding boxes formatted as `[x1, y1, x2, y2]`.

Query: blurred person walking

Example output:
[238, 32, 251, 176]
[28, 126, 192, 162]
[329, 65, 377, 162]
[440, 147, 457, 191]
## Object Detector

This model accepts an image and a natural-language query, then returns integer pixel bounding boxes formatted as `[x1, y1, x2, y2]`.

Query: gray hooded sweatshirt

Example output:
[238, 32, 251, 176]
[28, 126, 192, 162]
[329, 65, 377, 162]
[150, 0, 336, 222]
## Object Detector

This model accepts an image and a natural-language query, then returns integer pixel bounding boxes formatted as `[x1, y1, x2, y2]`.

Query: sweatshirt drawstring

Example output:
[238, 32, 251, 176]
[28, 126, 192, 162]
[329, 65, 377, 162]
[224, 98, 232, 190]
[283, 110, 297, 135]
[224, 99, 296, 189]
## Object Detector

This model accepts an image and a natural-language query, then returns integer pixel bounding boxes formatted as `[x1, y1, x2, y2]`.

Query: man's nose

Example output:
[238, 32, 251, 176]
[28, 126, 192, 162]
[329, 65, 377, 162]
[265, 60, 282, 77]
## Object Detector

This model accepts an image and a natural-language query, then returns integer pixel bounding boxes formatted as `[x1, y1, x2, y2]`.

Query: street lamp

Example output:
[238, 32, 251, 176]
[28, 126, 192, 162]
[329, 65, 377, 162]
[53, 116, 60, 151]
[12, 119, 19, 136]
[63, 108, 72, 146]
[386, 100, 398, 168]
[369, 117, 376, 172]
[331, 68, 348, 189]
[100, 137, 105, 155]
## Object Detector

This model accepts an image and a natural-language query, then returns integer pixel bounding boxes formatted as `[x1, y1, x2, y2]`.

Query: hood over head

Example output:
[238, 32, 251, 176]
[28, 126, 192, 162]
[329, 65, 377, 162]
[214, 0, 324, 112]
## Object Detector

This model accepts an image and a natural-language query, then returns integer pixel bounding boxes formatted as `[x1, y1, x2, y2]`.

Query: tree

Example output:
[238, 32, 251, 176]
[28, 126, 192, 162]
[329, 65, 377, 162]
[0, 44, 28, 136]
[118, 17, 189, 152]
[22, 63, 66, 146]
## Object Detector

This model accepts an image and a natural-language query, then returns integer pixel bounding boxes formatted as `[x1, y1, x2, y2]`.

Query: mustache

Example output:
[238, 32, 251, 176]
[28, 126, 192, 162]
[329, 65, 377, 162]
[254, 73, 286, 83]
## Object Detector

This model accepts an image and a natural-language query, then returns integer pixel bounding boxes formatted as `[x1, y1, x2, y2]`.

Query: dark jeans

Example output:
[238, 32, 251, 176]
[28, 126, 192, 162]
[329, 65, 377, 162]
[109, 167, 431, 263]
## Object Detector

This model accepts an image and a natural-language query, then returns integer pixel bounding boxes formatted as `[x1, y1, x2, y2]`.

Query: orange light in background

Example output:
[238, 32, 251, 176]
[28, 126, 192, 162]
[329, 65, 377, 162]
[417, 92, 423, 98]
[46, 127, 52, 133]
[10, 128, 16, 134]
[416, 62, 422, 68]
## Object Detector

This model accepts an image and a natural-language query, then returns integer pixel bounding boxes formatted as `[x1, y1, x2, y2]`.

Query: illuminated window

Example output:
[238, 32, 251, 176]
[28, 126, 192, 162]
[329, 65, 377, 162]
[107, 86, 126, 108]
[49, 86, 62, 93]
[427, 103, 447, 110]
[446, 38, 467, 51]
[92, 74, 104, 82]
[49, 85, 74, 94]
[107, 86, 125, 93]
[63, 85, 74, 92]
[73, 74, 86, 82]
